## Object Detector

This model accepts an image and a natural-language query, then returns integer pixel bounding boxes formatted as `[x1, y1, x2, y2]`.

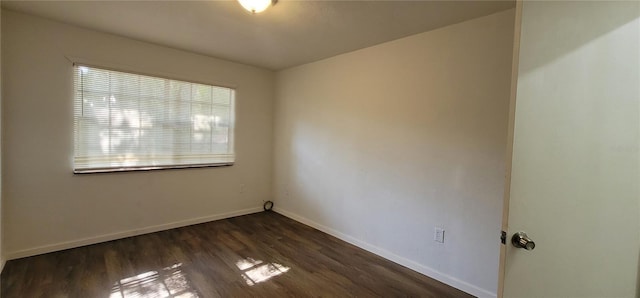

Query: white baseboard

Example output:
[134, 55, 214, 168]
[274, 207, 497, 298]
[6, 207, 263, 260]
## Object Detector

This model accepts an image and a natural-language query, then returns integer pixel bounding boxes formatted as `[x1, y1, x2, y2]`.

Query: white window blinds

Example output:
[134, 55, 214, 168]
[73, 65, 235, 173]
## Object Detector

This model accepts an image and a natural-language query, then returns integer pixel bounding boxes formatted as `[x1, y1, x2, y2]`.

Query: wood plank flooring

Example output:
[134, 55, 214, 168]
[1, 211, 473, 297]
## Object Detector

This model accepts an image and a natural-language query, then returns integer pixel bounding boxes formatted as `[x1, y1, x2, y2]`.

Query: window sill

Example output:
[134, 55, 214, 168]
[73, 162, 234, 174]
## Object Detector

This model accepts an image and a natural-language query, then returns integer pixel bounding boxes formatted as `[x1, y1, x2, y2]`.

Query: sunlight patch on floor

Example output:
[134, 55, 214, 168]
[110, 263, 199, 298]
[236, 257, 290, 286]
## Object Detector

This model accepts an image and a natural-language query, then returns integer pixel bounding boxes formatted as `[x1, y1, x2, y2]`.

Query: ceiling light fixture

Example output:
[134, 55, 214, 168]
[238, 0, 277, 14]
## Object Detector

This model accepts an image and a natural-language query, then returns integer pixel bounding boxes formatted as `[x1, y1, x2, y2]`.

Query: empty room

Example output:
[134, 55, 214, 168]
[0, 0, 639, 297]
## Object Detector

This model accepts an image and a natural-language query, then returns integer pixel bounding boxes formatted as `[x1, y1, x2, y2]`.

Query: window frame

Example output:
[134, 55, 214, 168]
[72, 63, 237, 174]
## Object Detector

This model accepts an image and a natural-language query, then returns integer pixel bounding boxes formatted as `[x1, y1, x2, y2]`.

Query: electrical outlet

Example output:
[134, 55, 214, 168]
[239, 184, 246, 194]
[434, 227, 445, 243]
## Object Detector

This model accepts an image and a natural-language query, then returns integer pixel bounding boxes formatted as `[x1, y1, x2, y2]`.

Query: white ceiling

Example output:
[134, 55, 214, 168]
[2, 0, 515, 70]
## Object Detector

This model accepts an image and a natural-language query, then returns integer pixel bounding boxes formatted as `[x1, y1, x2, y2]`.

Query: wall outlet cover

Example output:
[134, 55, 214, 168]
[434, 227, 445, 243]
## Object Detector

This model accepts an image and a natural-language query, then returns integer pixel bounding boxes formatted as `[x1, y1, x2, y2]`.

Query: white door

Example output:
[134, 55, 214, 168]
[501, 1, 640, 297]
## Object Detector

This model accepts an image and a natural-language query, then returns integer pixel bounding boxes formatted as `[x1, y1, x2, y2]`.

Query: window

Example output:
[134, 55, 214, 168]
[73, 65, 235, 173]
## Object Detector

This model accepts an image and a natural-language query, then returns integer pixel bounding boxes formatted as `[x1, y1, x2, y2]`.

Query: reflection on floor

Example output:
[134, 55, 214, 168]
[110, 263, 199, 298]
[235, 257, 290, 286]
[1, 211, 473, 297]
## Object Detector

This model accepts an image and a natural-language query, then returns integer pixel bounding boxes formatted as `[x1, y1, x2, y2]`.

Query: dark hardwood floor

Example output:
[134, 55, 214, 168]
[1, 211, 473, 297]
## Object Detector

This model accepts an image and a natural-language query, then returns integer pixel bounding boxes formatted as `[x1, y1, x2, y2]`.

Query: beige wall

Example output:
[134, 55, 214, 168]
[274, 10, 514, 297]
[1, 10, 274, 258]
